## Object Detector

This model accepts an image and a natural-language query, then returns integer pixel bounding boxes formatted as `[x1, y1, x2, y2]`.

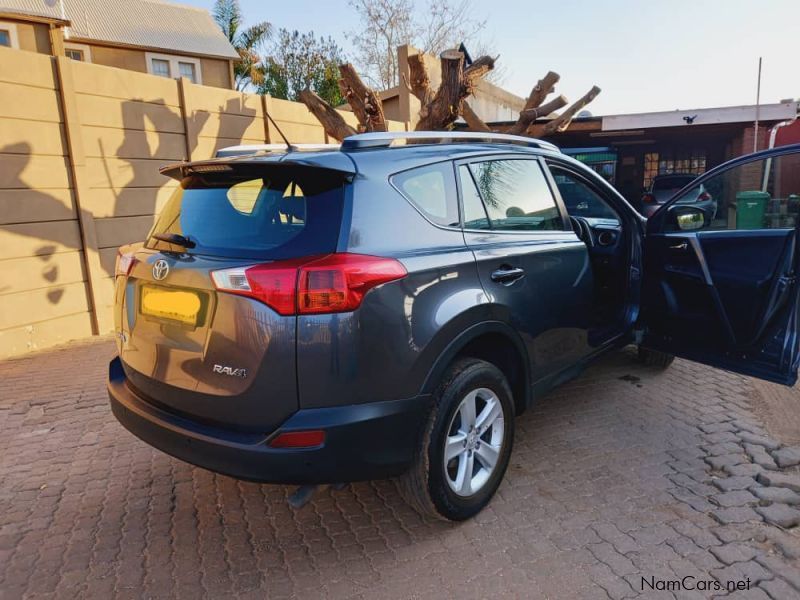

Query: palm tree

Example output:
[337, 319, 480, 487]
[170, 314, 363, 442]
[213, 0, 272, 91]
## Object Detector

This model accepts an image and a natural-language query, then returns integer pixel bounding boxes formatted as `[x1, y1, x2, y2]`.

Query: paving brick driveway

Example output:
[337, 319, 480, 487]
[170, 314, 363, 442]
[3, 338, 800, 599]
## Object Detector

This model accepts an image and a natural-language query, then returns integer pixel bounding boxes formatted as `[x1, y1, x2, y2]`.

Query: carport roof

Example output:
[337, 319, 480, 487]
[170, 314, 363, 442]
[601, 101, 798, 132]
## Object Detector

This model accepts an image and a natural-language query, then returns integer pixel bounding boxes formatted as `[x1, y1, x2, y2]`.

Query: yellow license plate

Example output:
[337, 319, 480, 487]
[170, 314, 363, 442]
[140, 285, 202, 326]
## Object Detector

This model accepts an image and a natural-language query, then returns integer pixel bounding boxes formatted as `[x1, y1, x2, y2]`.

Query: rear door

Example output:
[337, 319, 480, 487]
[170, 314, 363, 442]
[457, 156, 594, 382]
[642, 145, 800, 385]
[115, 164, 347, 433]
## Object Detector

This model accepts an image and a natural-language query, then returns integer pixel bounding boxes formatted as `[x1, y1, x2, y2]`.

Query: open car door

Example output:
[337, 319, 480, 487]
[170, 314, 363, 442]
[641, 144, 800, 385]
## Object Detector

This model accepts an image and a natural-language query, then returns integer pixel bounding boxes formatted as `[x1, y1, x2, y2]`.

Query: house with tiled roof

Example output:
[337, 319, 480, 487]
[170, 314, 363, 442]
[0, 0, 239, 88]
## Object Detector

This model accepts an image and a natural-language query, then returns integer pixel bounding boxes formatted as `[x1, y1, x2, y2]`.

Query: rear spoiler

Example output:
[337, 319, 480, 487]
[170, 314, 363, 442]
[159, 154, 358, 181]
[215, 143, 340, 157]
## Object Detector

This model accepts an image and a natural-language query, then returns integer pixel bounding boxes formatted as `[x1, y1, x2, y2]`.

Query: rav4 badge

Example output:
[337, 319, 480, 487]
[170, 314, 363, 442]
[212, 364, 248, 378]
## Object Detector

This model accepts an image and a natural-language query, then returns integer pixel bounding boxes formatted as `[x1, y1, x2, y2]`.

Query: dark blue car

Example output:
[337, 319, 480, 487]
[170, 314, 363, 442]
[107, 132, 800, 520]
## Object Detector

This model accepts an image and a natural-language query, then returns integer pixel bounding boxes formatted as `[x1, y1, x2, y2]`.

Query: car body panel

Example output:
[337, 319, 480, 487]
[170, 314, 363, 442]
[117, 248, 299, 433]
[641, 144, 800, 385]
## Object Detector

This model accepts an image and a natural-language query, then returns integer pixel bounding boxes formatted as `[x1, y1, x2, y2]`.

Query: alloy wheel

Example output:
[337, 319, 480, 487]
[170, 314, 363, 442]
[443, 387, 505, 497]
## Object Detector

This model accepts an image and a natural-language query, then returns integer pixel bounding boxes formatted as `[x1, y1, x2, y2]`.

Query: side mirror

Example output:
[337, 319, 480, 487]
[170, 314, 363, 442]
[671, 206, 707, 231]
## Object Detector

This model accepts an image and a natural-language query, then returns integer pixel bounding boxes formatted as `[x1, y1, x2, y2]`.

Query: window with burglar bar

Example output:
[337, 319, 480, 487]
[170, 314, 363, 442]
[644, 150, 707, 189]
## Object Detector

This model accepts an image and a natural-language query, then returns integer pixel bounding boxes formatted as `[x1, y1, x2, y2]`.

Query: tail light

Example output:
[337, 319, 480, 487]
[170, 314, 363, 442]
[697, 191, 711, 202]
[211, 253, 407, 315]
[115, 249, 136, 277]
[642, 193, 656, 205]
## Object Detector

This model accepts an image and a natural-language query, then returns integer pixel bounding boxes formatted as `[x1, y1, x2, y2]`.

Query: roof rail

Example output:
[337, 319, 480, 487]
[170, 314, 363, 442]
[340, 131, 559, 152]
[215, 143, 340, 158]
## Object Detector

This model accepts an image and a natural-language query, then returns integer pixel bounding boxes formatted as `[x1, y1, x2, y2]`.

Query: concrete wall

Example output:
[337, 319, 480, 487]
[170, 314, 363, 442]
[0, 47, 92, 356]
[0, 46, 407, 358]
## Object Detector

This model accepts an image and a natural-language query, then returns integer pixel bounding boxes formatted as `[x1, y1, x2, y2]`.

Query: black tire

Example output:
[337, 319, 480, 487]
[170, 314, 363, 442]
[638, 346, 675, 369]
[398, 358, 515, 521]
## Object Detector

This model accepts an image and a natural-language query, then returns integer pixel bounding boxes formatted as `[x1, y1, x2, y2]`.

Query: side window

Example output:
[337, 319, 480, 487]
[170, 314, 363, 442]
[468, 159, 563, 231]
[392, 162, 459, 227]
[458, 165, 490, 229]
[669, 152, 800, 231]
[548, 166, 620, 224]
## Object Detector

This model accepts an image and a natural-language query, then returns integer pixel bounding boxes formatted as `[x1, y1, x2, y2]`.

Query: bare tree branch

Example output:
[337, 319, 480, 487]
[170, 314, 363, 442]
[508, 94, 568, 135]
[460, 100, 491, 132]
[463, 55, 496, 85]
[541, 85, 601, 135]
[338, 63, 387, 132]
[507, 71, 561, 135]
[298, 89, 357, 141]
[525, 71, 560, 111]
[348, 0, 488, 88]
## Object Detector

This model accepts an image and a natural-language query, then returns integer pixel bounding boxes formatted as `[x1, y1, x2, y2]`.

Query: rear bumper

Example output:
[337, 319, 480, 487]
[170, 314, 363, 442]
[108, 357, 430, 484]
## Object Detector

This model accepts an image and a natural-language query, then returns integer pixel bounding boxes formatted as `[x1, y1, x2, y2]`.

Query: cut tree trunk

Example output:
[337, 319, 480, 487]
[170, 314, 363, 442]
[415, 50, 464, 131]
[298, 51, 597, 141]
[541, 85, 601, 135]
[298, 89, 356, 141]
[407, 53, 434, 125]
[415, 51, 496, 131]
[338, 63, 386, 132]
[460, 101, 491, 132]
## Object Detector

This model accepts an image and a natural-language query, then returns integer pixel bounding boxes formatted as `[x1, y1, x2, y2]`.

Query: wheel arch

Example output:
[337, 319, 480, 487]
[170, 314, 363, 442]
[420, 321, 532, 415]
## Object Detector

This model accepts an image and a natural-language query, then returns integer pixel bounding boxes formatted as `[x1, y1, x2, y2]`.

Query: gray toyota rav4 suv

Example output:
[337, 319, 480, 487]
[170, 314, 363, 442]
[108, 133, 800, 520]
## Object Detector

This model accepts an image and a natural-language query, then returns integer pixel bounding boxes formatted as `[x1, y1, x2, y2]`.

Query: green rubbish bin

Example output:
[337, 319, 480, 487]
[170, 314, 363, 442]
[736, 191, 770, 229]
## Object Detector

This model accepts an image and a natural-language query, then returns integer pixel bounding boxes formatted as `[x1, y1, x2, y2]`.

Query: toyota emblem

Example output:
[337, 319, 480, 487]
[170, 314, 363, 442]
[152, 259, 169, 281]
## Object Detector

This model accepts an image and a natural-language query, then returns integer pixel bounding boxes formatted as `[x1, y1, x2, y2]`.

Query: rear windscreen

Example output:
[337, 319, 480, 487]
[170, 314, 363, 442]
[146, 166, 345, 259]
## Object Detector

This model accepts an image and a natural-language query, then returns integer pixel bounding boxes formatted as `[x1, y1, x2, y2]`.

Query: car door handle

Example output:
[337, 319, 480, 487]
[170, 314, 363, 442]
[669, 241, 688, 251]
[491, 267, 525, 284]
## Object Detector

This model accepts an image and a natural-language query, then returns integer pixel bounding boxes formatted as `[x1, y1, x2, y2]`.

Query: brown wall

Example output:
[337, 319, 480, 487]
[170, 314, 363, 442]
[0, 46, 407, 358]
[85, 44, 148, 74]
[2, 18, 51, 53]
[199, 57, 232, 89]
[82, 44, 233, 89]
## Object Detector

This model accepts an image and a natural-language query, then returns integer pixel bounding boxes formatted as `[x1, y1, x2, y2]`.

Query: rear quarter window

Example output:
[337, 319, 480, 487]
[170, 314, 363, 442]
[391, 162, 460, 227]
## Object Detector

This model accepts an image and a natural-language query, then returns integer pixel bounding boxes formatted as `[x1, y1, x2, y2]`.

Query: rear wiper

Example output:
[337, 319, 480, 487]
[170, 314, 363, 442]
[152, 232, 196, 249]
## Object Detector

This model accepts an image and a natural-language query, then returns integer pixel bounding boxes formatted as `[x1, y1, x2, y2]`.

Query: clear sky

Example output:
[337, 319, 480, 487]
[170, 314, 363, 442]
[183, 0, 799, 116]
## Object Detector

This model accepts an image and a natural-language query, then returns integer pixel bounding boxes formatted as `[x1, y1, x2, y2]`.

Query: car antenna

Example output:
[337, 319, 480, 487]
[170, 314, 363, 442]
[265, 112, 297, 152]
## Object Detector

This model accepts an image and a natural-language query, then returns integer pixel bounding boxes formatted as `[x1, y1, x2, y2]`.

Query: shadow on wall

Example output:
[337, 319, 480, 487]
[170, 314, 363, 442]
[1, 142, 74, 304]
[1, 95, 258, 317]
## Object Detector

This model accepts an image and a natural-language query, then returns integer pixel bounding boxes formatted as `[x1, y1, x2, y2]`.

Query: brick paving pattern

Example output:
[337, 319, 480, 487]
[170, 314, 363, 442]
[2, 338, 800, 599]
